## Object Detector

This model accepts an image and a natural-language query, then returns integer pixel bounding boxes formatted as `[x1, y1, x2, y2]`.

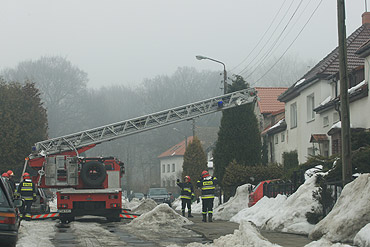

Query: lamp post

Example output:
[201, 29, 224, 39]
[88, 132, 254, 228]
[196, 55, 228, 94]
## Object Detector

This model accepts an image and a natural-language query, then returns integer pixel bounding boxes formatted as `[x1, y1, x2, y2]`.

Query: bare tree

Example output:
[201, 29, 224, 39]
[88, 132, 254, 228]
[1, 56, 88, 137]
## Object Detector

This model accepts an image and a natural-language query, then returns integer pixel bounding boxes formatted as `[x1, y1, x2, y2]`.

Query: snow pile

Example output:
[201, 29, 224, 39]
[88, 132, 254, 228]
[232, 176, 320, 235]
[231, 194, 287, 228]
[304, 238, 352, 247]
[310, 174, 370, 243]
[17, 220, 55, 247]
[172, 196, 182, 209]
[168, 221, 281, 247]
[131, 198, 158, 214]
[213, 184, 250, 220]
[354, 223, 370, 247]
[122, 197, 143, 210]
[128, 203, 192, 229]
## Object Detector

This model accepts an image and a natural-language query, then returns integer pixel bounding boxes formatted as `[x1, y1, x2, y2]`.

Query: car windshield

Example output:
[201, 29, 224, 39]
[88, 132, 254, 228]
[149, 188, 167, 195]
[134, 193, 144, 197]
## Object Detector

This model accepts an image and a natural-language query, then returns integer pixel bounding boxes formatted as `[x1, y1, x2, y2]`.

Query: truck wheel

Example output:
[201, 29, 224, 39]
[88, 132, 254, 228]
[81, 161, 107, 187]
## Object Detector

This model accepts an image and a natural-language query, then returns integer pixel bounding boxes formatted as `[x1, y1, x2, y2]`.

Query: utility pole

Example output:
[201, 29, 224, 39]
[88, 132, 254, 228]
[337, 0, 352, 185]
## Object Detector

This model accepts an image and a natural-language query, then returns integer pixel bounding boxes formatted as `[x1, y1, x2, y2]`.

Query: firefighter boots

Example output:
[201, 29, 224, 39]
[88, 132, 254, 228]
[202, 214, 207, 222]
[182, 211, 185, 217]
[208, 213, 213, 222]
[188, 212, 193, 218]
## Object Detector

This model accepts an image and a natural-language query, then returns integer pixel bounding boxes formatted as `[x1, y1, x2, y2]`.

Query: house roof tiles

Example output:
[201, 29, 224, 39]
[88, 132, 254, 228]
[255, 87, 287, 114]
[279, 23, 370, 102]
[158, 136, 193, 158]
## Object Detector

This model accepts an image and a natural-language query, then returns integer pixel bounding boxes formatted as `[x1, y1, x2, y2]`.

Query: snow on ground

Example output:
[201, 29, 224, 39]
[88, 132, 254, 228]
[17, 220, 55, 247]
[130, 198, 158, 214]
[310, 174, 370, 243]
[354, 223, 370, 247]
[231, 176, 319, 235]
[213, 184, 250, 221]
[168, 221, 281, 247]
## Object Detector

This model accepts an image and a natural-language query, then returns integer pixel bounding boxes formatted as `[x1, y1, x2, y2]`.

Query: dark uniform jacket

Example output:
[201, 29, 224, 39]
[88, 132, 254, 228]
[15, 179, 36, 201]
[197, 176, 218, 199]
[176, 181, 195, 200]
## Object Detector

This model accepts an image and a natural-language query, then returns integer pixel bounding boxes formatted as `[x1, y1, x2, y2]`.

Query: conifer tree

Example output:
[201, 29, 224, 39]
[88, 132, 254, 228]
[213, 75, 261, 183]
[182, 136, 208, 189]
[0, 79, 47, 177]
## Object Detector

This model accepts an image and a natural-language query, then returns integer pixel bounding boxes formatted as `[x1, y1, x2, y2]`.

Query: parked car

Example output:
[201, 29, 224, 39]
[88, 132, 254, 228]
[31, 188, 50, 214]
[248, 179, 279, 207]
[128, 192, 145, 201]
[147, 188, 172, 207]
[0, 177, 22, 247]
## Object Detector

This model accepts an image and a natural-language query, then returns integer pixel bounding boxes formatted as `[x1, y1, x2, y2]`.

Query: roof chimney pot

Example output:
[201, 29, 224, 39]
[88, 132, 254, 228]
[362, 12, 370, 25]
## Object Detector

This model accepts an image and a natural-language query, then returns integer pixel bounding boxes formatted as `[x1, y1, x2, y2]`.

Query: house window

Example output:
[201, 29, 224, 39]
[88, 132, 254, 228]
[323, 116, 329, 127]
[275, 135, 279, 144]
[307, 94, 315, 122]
[167, 164, 170, 173]
[290, 103, 297, 128]
[333, 111, 340, 123]
[162, 164, 165, 173]
[172, 164, 175, 172]
[281, 132, 285, 142]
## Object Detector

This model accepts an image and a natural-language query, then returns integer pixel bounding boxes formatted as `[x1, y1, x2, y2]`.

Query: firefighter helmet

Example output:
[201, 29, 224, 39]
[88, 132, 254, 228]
[201, 170, 209, 178]
[7, 170, 14, 177]
[2, 173, 9, 178]
[184, 175, 190, 182]
[23, 172, 30, 179]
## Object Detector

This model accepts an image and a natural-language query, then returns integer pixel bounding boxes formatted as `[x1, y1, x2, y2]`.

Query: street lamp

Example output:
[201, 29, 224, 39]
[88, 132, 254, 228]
[196, 55, 228, 94]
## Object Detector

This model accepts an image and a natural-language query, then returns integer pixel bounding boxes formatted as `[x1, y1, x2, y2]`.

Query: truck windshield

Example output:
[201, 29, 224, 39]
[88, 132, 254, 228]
[149, 188, 167, 195]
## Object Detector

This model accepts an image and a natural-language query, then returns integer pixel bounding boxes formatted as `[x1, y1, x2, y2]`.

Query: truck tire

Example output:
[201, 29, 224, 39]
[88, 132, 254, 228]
[81, 161, 107, 187]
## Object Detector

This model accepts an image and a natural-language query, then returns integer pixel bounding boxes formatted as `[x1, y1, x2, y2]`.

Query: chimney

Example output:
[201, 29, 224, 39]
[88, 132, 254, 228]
[362, 12, 370, 25]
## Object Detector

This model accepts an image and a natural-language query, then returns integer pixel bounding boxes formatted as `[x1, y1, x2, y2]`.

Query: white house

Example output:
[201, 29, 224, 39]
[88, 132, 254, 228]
[268, 12, 370, 164]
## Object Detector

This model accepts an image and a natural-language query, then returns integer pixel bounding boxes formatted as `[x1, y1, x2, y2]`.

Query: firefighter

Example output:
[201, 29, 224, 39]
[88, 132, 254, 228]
[197, 170, 218, 222]
[15, 172, 36, 220]
[176, 175, 194, 218]
[7, 170, 16, 193]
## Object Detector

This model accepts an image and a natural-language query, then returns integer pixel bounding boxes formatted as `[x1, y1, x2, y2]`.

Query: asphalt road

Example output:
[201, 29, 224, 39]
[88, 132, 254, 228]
[185, 214, 313, 247]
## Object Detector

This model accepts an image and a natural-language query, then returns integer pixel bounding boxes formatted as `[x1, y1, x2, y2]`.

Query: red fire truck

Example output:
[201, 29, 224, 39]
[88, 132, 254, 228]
[24, 88, 257, 223]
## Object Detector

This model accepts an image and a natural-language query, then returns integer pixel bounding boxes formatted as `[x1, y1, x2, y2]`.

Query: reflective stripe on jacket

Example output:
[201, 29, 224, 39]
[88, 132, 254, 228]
[197, 176, 218, 199]
[16, 179, 36, 200]
[177, 181, 194, 200]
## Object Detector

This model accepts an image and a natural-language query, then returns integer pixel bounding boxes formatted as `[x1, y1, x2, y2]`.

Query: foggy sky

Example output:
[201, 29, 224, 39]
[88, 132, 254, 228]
[0, 0, 366, 89]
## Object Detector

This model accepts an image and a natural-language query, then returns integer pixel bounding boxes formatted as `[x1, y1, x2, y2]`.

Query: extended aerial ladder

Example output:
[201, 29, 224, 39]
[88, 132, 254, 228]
[23, 88, 256, 222]
[28, 88, 257, 167]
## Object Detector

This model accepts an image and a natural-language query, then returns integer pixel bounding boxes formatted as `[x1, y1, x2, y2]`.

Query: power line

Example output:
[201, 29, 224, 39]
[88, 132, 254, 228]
[229, 0, 288, 73]
[241, 0, 305, 80]
[252, 0, 324, 85]
[244, 0, 314, 80]
[236, 0, 296, 76]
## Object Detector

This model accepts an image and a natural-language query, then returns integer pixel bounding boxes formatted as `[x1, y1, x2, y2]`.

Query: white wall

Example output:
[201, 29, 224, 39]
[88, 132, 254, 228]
[159, 156, 183, 188]
[284, 79, 334, 163]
